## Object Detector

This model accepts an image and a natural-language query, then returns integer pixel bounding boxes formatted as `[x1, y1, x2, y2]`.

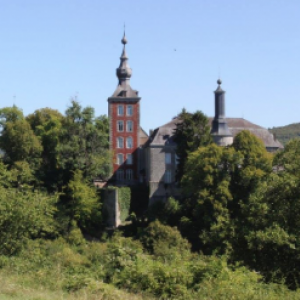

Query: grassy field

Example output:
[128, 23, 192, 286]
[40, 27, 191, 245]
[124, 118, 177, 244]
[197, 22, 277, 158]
[0, 272, 155, 300]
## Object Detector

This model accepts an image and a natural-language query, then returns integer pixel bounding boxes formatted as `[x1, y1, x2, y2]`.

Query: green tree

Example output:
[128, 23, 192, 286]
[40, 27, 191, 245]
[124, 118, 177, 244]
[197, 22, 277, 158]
[174, 109, 212, 182]
[63, 170, 102, 233]
[0, 185, 58, 255]
[140, 220, 191, 261]
[26, 108, 64, 190]
[0, 107, 42, 169]
[57, 100, 111, 185]
[181, 144, 240, 253]
[239, 138, 300, 287]
[229, 131, 273, 261]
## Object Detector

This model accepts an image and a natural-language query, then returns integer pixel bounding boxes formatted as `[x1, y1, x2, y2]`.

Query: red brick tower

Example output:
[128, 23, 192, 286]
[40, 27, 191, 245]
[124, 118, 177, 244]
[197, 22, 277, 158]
[108, 32, 141, 183]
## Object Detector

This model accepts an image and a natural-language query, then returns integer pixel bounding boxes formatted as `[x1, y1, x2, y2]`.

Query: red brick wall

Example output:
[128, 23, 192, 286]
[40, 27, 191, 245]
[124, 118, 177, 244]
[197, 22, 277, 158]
[109, 100, 140, 180]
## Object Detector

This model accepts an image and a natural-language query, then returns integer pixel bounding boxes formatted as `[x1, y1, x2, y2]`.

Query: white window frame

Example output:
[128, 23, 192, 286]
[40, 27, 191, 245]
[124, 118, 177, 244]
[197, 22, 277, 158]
[126, 105, 133, 116]
[117, 154, 124, 165]
[126, 137, 133, 149]
[117, 120, 124, 132]
[126, 153, 133, 165]
[117, 105, 124, 116]
[117, 137, 124, 148]
[126, 169, 133, 180]
[126, 120, 133, 132]
[165, 153, 172, 164]
[164, 170, 172, 183]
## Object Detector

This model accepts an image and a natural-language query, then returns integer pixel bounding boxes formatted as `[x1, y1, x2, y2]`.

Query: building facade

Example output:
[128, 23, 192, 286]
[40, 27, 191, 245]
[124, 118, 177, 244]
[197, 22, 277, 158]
[108, 34, 283, 203]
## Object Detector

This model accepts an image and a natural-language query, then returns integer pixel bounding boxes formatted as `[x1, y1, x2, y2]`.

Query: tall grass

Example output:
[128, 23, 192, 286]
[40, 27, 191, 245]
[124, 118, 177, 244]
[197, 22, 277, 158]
[0, 237, 299, 300]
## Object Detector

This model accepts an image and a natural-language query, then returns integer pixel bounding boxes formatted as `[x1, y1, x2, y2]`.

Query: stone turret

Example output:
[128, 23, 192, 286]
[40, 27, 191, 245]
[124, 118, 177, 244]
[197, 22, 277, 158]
[211, 79, 233, 146]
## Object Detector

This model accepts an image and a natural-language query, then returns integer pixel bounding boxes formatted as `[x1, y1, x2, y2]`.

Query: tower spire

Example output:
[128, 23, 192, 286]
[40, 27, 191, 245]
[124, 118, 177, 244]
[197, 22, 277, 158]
[116, 30, 132, 86]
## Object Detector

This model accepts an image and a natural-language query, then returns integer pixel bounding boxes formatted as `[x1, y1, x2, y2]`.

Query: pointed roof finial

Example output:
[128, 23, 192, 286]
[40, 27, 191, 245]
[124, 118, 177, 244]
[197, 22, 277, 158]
[122, 23, 127, 45]
[217, 78, 222, 85]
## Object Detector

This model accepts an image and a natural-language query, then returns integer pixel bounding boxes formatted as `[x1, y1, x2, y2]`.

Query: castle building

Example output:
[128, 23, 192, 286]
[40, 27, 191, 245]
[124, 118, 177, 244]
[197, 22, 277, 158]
[108, 34, 283, 203]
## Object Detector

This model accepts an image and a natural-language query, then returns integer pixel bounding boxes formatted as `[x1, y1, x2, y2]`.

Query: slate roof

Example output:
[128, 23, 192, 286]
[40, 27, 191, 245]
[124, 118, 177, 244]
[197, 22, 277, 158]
[111, 84, 139, 98]
[146, 117, 283, 149]
[223, 118, 283, 149]
[145, 118, 179, 147]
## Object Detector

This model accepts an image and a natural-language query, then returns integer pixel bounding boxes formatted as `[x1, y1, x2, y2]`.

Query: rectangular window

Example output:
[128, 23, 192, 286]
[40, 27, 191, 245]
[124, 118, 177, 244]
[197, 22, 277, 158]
[126, 120, 133, 132]
[126, 169, 133, 180]
[165, 153, 171, 164]
[126, 105, 133, 116]
[116, 169, 124, 180]
[117, 120, 124, 132]
[126, 137, 133, 149]
[126, 154, 133, 165]
[164, 170, 172, 183]
[175, 154, 180, 165]
[117, 137, 124, 148]
[117, 105, 124, 116]
[117, 154, 124, 165]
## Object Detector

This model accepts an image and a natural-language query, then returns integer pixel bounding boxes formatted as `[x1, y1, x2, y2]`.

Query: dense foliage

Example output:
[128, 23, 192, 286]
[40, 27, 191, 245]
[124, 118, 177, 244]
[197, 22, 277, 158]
[174, 109, 212, 181]
[1, 104, 300, 299]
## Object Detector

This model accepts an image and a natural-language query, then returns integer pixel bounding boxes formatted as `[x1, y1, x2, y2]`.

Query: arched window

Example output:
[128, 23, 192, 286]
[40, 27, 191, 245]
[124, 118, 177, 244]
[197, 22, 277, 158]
[117, 137, 124, 148]
[126, 137, 133, 149]
[126, 120, 133, 132]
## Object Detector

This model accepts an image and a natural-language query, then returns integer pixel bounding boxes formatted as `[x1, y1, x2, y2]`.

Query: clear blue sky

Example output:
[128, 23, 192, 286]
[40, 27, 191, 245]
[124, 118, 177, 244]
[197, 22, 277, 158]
[0, 0, 299, 133]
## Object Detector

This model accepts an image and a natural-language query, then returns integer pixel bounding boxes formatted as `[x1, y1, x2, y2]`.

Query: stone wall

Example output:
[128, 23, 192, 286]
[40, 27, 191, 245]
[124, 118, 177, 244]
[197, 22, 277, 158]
[102, 188, 121, 228]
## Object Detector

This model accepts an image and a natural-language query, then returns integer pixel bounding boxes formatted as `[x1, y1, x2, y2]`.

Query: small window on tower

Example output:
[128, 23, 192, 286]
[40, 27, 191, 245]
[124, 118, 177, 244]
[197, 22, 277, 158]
[116, 169, 124, 180]
[127, 105, 133, 116]
[126, 120, 133, 132]
[126, 169, 133, 180]
[117, 137, 124, 148]
[117, 105, 124, 116]
[117, 120, 124, 132]
[126, 154, 133, 165]
[126, 137, 133, 149]
[117, 154, 124, 165]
